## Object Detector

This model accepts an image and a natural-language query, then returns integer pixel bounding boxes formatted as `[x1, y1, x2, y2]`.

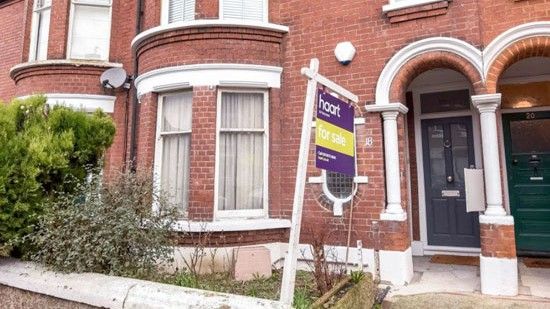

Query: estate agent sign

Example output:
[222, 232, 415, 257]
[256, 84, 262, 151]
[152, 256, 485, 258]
[315, 89, 355, 176]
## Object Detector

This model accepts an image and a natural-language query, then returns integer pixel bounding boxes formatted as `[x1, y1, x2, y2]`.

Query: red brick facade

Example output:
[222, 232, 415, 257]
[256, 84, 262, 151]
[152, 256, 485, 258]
[0, 0, 549, 254]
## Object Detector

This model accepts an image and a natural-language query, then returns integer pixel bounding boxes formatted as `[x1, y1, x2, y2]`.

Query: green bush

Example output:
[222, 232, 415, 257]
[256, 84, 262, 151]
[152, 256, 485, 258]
[0, 96, 115, 255]
[27, 170, 180, 278]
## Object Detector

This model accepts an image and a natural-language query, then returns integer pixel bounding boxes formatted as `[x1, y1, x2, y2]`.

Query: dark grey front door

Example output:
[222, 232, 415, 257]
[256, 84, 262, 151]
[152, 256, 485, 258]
[422, 116, 480, 248]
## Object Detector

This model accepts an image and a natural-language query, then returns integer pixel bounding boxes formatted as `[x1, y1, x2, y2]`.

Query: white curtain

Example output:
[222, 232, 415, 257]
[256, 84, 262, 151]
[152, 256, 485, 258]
[69, 1, 111, 60]
[160, 92, 192, 213]
[218, 93, 264, 211]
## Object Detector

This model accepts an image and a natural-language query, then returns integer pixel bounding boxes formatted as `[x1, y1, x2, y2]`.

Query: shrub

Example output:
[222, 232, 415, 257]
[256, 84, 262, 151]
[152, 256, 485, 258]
[0, 96, 115, 255]
[27, 169, 180, 278]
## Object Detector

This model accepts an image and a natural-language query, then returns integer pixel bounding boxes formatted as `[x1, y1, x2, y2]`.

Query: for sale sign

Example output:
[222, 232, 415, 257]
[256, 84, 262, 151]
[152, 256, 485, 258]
[315, 89, 355, 176]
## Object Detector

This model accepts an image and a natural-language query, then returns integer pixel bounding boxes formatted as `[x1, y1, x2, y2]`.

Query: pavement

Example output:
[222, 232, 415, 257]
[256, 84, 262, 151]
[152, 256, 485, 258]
[382, 256, 550, 308]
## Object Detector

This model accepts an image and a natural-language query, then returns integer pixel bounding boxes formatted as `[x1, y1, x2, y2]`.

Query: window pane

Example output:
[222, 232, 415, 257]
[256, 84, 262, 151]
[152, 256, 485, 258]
[427, 124, 446, 189]
[162, 92, 193, 132]
[420, 90, 470, 114]
[218, 132, 264, 210]
[326, 171, 353, 199]
[450, 123, 469, 186]
[161, 134, 190, 213]
[510, 119, 550, 153]
[222, 0, 264, 22]
[34, 8, 51, 60]
[220, 92, 264, 129]
[168, 0, 195, 23]
[218, 92, 265, 211]
[70, 4, 111, 60]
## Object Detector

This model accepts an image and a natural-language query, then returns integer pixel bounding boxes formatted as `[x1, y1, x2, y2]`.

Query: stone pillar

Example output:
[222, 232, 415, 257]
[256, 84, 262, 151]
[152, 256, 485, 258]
[471, 93, 518, 296]
[366, 103, 412, 286]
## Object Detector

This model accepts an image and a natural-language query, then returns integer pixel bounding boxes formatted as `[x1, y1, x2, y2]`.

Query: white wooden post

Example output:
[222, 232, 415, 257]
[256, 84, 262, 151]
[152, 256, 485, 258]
[279, 58, 319, 305]
[280, 58, 359, 305]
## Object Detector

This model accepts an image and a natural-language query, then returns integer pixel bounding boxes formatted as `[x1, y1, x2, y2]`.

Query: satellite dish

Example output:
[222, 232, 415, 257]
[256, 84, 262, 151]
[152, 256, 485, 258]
[100, 67, 128, 89]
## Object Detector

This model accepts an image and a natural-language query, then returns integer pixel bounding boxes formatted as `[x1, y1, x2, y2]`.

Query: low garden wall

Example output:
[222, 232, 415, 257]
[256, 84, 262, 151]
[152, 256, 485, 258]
[0, 258, 289, 309]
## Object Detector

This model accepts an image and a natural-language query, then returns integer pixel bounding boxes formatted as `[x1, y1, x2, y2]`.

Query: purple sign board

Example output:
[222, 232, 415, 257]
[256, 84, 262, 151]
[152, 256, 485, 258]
[315, 89, 355, 176]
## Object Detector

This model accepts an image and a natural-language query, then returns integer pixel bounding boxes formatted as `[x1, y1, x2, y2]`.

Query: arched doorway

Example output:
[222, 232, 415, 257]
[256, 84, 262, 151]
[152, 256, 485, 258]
[492, 51, 550, 256]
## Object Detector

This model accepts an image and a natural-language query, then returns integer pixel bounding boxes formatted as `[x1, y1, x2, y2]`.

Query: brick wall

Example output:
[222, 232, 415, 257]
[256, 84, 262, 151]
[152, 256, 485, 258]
[0, 0, 25, 101]
[0, 0, 549, 252]
[480, 223, 517, 258]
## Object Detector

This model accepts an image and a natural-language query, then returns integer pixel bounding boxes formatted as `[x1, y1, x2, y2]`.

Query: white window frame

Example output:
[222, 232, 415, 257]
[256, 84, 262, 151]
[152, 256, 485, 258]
[219, 0, 269, 23]
[28, 0, 52, 61]
[383, 0, 444, 13]
[66, 0, 113, 61]
[160, 0, 196, 25]
[214, 88, 269, 219]
[153, 91, 193, 217]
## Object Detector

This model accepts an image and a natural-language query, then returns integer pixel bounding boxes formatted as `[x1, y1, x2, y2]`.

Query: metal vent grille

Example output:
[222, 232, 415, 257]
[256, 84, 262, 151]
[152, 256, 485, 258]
[326, 171, 353, 199]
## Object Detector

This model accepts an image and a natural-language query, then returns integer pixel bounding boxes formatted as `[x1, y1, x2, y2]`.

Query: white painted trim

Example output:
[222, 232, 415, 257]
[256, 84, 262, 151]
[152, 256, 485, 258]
[171, 219, 291, 232]
[131, 19, 289, 50]
[411, 241, 424, 256]
[17, 93, 116, 113]
[375, 37, 483, 105]
[379, 247, 413, 286]
[135, 63, 283, 97]
[213, 89, 269, 220]
[9, 59, 122, 76]
[501, 105, 550, 114]
[365, 102, 409, 113]
[499, 74, 550, 85]
[66, 0, 113, 61]
[382, 0, 445, 13]
[479, 255, 518, 296]
[422, 245, 481, 256]
[380, 212, 407, 221]
[412, 84, 483, 253]
[219, 0, 269, 23]
[483, 22, 550, 80]
[479, 214, 514, 225]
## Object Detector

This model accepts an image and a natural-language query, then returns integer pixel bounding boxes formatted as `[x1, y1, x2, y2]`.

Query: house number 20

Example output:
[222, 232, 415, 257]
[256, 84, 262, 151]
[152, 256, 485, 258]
[526, 112, 536, 120]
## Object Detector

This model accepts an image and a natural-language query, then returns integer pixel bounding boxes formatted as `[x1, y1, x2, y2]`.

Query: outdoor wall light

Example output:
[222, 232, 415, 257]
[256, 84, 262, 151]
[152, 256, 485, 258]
[334, 41, 356, 65]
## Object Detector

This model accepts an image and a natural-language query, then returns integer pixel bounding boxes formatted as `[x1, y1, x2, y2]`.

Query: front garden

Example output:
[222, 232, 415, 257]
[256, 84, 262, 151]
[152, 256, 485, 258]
[0, 96, 376, 308]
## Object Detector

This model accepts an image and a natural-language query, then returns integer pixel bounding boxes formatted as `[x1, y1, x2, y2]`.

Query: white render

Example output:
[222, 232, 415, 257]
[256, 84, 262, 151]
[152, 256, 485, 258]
[0, 259, 289, 309]
[379, 247, 414, 286]
[374, 37, 483, 106]
[134, 63, 283, 96]
[480, 255, 519, 296]
[472, 94, 507, 217]
[365, 103, 409, 221]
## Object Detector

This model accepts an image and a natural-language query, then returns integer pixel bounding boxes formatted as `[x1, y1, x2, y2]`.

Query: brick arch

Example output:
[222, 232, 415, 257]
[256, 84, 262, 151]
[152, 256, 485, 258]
[486, 36, 550, 93]
[389, 51, 486, 103]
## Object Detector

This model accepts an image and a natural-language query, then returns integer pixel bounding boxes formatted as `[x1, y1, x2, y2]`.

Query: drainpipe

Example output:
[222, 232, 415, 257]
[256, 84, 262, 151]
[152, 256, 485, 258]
[128, 0, 143, 171]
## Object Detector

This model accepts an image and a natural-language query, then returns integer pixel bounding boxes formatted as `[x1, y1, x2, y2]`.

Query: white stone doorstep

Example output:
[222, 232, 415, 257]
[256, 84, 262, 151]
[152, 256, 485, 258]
[0, 258, 289, 309]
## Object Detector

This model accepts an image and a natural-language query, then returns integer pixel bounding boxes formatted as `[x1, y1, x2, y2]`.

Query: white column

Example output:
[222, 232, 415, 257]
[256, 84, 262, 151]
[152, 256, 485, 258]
[366, 103, 409, 221]
[471, 94, 507, 216]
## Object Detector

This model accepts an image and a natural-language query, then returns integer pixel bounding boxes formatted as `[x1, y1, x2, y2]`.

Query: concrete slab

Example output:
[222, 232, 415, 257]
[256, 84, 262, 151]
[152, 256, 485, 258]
[386, 257, 550, 302]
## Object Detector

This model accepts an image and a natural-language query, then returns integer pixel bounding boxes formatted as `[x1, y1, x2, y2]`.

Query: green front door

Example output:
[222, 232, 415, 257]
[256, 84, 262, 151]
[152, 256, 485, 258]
[503, 111, 550, 254]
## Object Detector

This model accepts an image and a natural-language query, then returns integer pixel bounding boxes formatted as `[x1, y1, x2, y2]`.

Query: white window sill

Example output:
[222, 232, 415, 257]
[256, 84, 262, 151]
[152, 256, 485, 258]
[131, 19, 289, 50]
[382, 0, 446, 13]
[171, 218, 291, 233]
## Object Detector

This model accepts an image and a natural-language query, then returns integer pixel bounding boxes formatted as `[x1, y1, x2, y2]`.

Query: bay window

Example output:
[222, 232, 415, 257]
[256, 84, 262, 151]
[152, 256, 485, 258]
[216, 90, 268, 218]
[29, 0, 51, 61]
[68, 0, 112, 60]
[155, 92, 193, 214]
[162, 0, 196, 24]
[220, 0, 267, 22]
